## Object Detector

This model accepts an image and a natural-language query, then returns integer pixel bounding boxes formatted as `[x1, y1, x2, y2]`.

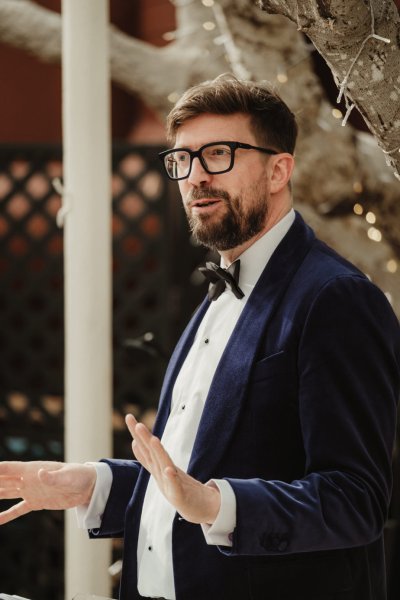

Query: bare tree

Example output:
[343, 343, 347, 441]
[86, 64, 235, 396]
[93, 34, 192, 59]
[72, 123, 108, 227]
[0, 0, 399, 312]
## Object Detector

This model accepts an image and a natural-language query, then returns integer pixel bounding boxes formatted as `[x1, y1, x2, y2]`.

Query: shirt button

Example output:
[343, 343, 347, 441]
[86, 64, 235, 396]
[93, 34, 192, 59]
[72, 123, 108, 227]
[204, 338, 209, 344]
[148, 545, 152, 551]
[181, 405, 186, 411]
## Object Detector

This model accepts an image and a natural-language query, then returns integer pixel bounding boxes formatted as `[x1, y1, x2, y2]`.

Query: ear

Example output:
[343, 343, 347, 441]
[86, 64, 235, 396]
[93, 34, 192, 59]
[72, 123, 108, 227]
[269, 153, 295, 194]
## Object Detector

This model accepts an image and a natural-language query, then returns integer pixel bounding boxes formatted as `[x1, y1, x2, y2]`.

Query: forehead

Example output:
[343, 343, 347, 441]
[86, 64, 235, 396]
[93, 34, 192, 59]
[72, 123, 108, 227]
[174, 112, 255, 148]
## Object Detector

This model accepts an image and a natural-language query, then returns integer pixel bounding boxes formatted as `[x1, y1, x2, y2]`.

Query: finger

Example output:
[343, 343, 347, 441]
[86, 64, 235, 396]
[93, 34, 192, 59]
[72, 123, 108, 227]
[0, 476, 23, 489]
[125, 413, 138, 438]
[125, 416, 154, 471]
[132, 434, 152, 464]
[148, 437, 176, 482]
[0, 500, 31, 525]
[0, 462, 23, 476]
[134, 424, 161, 468]
[126, 418, 165, 478]
[134, 422, 153, 446]
[131, 441, 153, 474]
[126, 415, 156, 452]
[0, 488, 23, 500]
[126, 415, 152, 453]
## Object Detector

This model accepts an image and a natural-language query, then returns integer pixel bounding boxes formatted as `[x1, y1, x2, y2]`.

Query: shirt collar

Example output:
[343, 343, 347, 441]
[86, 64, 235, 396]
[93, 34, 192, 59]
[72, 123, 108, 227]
[220, 208, 295, 290]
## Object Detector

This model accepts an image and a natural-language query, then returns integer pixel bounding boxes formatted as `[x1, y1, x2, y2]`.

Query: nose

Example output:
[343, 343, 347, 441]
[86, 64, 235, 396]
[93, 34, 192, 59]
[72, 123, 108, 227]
[187, 156, 212, 187]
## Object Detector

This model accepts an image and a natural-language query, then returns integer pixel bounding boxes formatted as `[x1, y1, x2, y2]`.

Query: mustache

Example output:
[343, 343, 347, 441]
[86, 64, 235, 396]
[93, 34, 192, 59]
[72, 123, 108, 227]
[186, 187, 231, 205]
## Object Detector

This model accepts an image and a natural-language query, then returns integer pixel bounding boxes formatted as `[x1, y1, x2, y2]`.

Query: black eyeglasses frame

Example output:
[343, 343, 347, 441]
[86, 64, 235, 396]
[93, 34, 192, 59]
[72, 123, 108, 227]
[158, 141, 278, 181]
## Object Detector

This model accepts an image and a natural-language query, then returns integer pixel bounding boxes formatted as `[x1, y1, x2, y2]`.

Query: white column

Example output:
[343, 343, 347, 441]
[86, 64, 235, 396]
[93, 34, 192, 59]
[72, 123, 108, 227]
[61, 1, 112, 598]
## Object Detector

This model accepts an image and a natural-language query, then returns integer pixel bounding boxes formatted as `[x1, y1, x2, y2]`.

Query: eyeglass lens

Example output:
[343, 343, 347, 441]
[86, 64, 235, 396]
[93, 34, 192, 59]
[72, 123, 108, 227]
[164, 144, 233, 179]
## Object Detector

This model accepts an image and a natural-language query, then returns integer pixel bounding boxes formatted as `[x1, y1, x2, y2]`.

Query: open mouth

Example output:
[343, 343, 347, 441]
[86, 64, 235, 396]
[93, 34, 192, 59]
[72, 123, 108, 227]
[192, 198, 221, 208]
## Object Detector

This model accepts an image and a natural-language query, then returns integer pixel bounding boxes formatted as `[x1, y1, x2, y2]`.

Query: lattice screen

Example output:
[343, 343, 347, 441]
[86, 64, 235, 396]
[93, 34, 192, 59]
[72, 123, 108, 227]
[0, 147, 64, 470]
[0, 143, 206, 600]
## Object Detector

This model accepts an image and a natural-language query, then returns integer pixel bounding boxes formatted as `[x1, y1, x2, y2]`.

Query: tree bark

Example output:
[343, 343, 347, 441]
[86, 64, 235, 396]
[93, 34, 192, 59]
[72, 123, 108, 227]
[257, 0, 400, 178]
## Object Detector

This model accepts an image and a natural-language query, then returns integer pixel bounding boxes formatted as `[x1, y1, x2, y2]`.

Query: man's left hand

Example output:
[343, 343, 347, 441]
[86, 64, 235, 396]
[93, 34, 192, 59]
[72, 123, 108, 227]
[125, 414, 221, 525]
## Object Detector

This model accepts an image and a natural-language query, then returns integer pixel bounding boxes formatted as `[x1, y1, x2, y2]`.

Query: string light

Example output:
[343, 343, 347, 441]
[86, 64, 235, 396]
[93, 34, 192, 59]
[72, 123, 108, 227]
[386, 259, 398, 273]
[353, 181, 363, 194]
[332, 108, 343, 120]
[203, 21, 216, 31]
[353, 203, 363, 215]
[277, 73, 288, 83]
[365, 211, 376, 224]
[167, 92, 180, 104]
[202, 0, 214, 5]
[341, 102, 355, 127]
[367, 227, 382, 242]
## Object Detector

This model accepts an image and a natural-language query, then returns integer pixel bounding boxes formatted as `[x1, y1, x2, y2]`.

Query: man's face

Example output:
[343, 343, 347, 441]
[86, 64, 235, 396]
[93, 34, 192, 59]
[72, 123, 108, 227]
[175, 113, 272, 252]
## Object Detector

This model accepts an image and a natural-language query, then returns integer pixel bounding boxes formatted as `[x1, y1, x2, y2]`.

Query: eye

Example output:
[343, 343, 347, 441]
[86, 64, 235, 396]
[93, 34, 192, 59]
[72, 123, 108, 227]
[203, 145, 232, 162]
[211, 147, 230, 156]
[176, 152, 189, 163]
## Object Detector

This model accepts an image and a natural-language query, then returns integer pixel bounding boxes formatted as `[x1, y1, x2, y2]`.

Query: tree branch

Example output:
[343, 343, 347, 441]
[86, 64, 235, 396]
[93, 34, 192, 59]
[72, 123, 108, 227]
[0, 0, 61, 60]
[258, 0, 400, 178]
[0, 0, 212, 114]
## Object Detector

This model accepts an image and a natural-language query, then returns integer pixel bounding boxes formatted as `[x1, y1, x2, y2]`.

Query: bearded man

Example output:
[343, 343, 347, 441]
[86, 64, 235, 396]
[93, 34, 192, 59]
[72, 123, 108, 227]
[1, 75, 399, 600]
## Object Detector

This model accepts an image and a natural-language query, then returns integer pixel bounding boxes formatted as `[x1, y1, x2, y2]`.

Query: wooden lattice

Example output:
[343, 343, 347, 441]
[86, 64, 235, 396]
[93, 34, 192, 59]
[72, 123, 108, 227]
[0, 143, 206, 600]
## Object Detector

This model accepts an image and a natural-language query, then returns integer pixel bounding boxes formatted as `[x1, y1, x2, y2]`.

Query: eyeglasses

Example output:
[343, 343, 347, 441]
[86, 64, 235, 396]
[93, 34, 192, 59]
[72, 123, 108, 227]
[158, 141, 278, 180]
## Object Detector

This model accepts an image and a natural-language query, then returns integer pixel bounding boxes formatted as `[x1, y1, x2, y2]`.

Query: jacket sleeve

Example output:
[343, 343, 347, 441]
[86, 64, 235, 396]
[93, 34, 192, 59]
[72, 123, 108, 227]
[223, 275, 400, 556]
[89, 458, 141, 539]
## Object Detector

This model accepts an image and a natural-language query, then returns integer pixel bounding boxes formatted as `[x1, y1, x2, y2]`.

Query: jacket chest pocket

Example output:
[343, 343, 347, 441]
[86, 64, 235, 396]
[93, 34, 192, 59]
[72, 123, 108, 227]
[250, 349, 290, 383]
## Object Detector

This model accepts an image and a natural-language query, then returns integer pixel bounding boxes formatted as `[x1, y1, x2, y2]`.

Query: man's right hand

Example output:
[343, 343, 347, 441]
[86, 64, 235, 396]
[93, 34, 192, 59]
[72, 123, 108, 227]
[0, 461, 97, 525]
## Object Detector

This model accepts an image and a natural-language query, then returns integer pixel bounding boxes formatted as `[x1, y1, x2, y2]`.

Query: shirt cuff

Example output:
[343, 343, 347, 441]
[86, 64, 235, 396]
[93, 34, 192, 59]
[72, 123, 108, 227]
[75, 462, 113, 529]
[200, 479, 236, 547]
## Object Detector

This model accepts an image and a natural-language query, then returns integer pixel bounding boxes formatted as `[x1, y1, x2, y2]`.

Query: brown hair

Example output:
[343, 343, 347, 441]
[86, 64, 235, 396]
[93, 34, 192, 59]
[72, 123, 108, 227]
[166, 73, 297, 154]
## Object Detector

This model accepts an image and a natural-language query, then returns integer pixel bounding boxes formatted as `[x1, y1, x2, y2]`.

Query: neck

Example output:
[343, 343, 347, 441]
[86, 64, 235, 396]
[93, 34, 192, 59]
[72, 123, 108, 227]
[219, 204, 292, 265]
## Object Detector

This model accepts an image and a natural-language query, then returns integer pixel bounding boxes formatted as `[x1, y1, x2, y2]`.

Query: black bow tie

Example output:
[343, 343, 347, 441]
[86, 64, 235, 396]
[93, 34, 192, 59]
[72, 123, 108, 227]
[198, 260, 245, 301]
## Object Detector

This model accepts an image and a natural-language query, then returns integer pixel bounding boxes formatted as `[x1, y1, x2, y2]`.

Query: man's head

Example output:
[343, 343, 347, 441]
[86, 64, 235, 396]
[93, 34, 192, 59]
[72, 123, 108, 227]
[166, 74, 297, 153]
[162, 75, 297, 259]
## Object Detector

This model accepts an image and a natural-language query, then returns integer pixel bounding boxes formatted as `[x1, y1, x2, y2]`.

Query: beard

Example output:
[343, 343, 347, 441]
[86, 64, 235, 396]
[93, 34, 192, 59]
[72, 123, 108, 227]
[184, 179, 269, 251]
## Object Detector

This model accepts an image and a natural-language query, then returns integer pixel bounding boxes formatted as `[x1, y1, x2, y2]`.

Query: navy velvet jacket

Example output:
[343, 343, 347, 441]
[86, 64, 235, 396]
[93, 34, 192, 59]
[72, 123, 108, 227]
[93, 212, 400, 600]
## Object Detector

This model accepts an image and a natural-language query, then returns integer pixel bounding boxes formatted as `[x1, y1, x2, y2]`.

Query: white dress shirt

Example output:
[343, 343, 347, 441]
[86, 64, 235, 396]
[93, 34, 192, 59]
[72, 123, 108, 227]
[77, 209, 295, 599]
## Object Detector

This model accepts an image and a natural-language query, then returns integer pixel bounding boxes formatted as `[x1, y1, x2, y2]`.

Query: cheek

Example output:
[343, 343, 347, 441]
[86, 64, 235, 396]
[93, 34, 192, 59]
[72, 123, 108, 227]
[178, 181, 187, 197]
[178, 182, 190, 207]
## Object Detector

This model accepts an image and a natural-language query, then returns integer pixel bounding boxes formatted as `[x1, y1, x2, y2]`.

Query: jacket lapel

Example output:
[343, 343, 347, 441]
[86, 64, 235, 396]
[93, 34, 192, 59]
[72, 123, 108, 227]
[187, 212, 315, 480]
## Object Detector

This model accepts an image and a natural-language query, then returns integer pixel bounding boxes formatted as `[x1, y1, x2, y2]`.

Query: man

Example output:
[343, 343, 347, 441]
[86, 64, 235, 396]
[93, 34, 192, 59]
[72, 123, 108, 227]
[0, 75, 399, 600]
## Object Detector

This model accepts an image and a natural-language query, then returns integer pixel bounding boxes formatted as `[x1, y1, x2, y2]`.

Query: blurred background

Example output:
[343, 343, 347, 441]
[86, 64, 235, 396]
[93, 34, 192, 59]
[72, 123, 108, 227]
[0, 0, 399, 598]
